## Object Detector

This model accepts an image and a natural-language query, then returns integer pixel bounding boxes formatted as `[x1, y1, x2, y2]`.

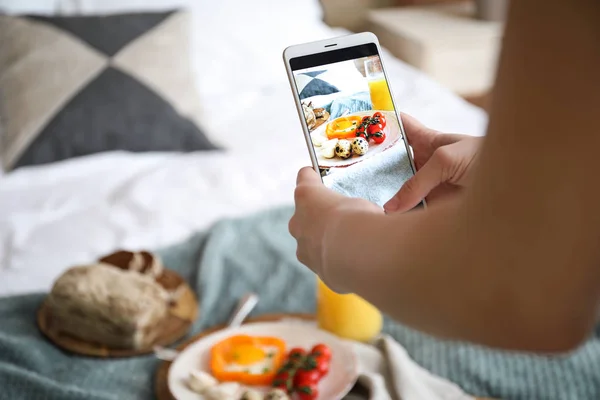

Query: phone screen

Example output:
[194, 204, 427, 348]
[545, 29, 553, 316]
[290, 43, 423, 209]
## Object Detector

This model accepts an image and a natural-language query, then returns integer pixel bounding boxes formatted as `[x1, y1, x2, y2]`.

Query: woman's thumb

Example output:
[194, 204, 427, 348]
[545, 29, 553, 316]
[384, 158, 442, 213]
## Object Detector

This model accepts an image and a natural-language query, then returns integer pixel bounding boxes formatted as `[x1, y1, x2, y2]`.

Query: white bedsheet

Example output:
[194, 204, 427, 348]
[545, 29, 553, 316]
[0, 7, 488, 296]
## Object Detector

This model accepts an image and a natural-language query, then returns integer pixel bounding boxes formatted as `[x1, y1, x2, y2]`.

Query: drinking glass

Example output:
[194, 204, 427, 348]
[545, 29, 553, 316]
[316, 277, 383, 342]
[365, 57, 394, 111]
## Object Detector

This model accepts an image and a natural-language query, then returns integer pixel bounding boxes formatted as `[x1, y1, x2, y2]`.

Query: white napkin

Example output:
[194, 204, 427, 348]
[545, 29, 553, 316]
[346, 335, 475, 400]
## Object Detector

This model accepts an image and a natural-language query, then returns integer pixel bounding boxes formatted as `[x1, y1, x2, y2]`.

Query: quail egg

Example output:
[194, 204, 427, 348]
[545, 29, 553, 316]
[265, 388, 290, 400]
[335, 139, 352, 159]
[351, 137, 369, 156]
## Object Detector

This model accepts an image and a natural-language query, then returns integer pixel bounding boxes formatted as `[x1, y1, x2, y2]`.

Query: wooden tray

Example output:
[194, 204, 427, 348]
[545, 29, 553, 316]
[37, 269, 198, 358]
[154, 313, 495, 400]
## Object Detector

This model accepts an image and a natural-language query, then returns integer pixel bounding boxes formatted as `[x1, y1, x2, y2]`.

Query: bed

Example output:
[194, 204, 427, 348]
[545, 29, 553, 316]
[0, 0, 486, 296]
[5, 3, 600, 400]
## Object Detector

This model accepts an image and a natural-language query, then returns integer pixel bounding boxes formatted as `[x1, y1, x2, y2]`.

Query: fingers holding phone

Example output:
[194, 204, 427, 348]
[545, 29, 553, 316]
[385, 121, 482, 213]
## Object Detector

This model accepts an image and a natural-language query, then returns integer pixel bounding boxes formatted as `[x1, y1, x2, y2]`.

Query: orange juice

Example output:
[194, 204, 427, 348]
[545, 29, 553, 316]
[316, 278, 383, 342]
[368, 78, 394, 111]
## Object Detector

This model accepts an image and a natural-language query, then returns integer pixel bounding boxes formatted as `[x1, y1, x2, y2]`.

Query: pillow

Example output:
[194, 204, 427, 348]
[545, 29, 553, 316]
[295, 60, 370, 101]
[296, 70, 341, 100]
[0, 10, 217, 171]
[0, 0, 59, 14]
[57, 0, 323, 23]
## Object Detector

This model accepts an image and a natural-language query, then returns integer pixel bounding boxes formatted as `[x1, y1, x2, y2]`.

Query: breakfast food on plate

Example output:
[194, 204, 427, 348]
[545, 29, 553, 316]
[204, 382, 241, 400]
[319, 138, 338, 159]
[187, 370, 242, 399]
[46, 264, 169, 349]
[188, 369, 218, 393]
[240, 389, 264, 400]
[351, 137, 369, 155]
[271, 344, 332, 400]
[315, 111, 389, 161]
[210, 335, 287, 386]
[187, 337, 331, 399]
[334, 139, 352, 159]
[264, 389, 290, 400]
[325, 115, 362, 140]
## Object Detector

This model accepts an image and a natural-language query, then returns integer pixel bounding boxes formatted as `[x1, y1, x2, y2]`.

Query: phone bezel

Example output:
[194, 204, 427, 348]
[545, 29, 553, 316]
[283, 32, 424, 208]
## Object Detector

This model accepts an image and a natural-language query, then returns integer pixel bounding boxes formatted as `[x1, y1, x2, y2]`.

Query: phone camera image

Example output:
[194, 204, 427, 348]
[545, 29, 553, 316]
[292, 51, 415, 208]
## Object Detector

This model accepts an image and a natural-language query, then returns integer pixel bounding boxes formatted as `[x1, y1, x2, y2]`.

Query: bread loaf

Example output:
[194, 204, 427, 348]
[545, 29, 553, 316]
[46, 263, 169, 349]
[99, 250, 163, 278]
[99, 250, 182, 303]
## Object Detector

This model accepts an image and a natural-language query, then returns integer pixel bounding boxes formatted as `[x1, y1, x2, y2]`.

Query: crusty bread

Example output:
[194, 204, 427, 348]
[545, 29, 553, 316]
[99, 250, 165, 279]
[99, 250, 144, 272]
[139, 251, 164, 277]
[46, 263, 170, 349]
[99, 250, 182, 304]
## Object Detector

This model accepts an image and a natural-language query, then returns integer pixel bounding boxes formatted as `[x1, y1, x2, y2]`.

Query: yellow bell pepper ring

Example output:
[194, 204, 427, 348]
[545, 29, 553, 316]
[325, 116, 363, 140]
[210, 335, 287, 386]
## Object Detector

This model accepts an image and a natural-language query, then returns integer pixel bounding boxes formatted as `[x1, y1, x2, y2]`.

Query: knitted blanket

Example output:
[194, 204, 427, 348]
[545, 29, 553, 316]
[1, 207, 599, 399]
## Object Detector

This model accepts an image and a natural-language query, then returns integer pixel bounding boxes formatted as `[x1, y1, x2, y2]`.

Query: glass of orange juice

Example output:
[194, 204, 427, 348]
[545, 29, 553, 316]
[365, 57, 394, 111]
[316, 277, 383, 343]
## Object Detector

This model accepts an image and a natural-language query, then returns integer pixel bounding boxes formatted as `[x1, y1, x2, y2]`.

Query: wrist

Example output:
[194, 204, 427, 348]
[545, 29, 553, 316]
[320, 202, 383, 294]
[320, 206, 352, 294]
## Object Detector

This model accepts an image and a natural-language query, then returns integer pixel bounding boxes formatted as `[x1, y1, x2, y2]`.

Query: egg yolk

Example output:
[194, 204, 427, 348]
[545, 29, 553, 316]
[226, 344, 266, 365]
[325, 116, 362, 140]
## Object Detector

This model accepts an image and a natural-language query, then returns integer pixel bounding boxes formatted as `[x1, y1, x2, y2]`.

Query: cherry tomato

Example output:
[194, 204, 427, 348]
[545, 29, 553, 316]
[294, 368, 321, 387]
[372, 111, 386, 125]
[367, 122, 384, 136]
[273, 371, 292, 393]
[310, 344, 332, 361]
[297, 383, 319, 400]
[356, 130, 368, 141]
[272, 380, 289, 391]
[355, 125, 367, 140]
[372, 131, 386, 144]
[275, 370, 290, 381]
[288, 347, 306, 359]
[315, 357, 330, 377]
[361, 116, 371, 125]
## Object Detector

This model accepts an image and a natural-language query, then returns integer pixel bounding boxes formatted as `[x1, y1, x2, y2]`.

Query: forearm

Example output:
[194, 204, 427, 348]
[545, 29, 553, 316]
[325, 194, 596, 351]
[324, 199, 531, 349]
[323, 0, 600, 351]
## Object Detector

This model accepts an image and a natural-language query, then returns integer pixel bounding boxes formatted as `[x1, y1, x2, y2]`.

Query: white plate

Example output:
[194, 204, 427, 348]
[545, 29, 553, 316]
[311, 110, 402, 169]
[168, 322, 358, 400]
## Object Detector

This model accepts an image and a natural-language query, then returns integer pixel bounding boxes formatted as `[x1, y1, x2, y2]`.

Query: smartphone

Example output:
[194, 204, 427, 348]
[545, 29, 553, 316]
[283, 32, 424, 209]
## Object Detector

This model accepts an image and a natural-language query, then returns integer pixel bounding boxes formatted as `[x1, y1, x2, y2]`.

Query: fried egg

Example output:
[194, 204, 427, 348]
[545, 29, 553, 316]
[222, 343, 281, 375]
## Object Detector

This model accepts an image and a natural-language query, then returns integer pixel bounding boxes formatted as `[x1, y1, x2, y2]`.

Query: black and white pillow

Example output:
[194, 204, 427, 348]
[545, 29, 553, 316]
[296, 70, 340, 100]
[0, 10, 218, 171]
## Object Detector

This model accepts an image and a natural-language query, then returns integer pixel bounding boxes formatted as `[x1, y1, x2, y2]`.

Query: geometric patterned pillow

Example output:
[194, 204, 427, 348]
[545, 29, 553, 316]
[295, 70, 340, 100]
[0, 11, 218, 171]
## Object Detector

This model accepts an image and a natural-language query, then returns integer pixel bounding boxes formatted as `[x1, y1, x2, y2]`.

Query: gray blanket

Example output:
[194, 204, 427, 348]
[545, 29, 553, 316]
[1, 207, 600, 399]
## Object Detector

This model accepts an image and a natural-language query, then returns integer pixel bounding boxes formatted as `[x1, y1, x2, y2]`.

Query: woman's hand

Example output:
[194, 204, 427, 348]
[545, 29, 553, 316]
[289, 167, 382, 284]
[384, 114, 482, 213]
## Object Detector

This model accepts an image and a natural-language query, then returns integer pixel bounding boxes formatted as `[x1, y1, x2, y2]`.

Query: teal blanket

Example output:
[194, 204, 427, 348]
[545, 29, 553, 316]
[1, 207, 600, 399]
